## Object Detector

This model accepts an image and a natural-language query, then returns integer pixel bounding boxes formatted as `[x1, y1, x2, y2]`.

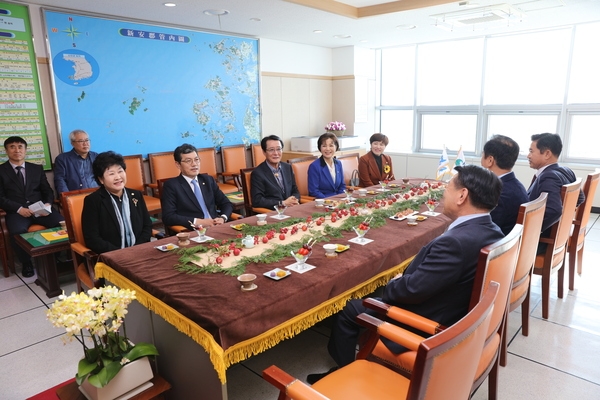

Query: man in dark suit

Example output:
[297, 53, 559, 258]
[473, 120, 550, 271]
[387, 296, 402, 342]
[161, 143, 233, 229]
[251, 135, 300, 209]
[0, 136, 64, 277]
[481, 135, 529, 235]
[527, 133, 584, 252]
[308, 165, 504, 383]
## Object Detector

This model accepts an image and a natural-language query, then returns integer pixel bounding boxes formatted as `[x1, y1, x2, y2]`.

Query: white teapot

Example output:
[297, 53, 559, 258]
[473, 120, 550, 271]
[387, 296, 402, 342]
[242, 235, 255, 249]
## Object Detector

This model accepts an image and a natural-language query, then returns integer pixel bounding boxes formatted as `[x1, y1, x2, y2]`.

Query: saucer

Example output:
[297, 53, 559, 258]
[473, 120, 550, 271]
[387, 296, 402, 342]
[241, 283, 258, 291]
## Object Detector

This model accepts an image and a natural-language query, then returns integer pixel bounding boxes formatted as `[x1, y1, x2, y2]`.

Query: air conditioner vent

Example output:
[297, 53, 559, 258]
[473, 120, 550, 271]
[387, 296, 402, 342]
[430, 3, 525, 27]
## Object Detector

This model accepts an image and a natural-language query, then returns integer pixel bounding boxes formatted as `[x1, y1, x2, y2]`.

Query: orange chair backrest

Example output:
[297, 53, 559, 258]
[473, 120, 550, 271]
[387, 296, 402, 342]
[336, 153, 360, 187]
[221, 144, 247, 174]
[148, 151, 179, 183]
[240, 167, 255, 215]
[573, 172, 600, 246]
[123, 154, 146, 192]
[470, 224, 522, 340]
[546, 179, 581, 264]
[196, 147, 218, 179]
[252, 143, 266, 166]
[510, 193, 547, 306]
[288, 156, 318, 197]
[61, 189, 95, 247]
[409, 282, 498, 400]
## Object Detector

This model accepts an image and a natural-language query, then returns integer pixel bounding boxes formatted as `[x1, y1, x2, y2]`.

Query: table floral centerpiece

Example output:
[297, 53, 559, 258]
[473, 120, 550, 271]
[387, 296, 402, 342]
[325, 121, 346, 137]
[47, 286, 159, 398]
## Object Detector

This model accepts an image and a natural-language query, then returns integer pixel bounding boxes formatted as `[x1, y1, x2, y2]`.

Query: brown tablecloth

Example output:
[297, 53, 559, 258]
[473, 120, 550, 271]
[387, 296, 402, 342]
[96, 181, 450, 382]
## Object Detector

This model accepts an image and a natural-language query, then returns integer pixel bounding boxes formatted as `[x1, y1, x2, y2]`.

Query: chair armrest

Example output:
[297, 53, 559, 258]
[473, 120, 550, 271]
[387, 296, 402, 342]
[71, 242, 92, 257]
[168, 225, 189, 235]
[363, 298, 444, 335]
[357, 313, 425, 352]
[230, 213, 242, 221]
[152, 229, 166, 240]
[300, 195, 315, 204]
[252, 207, 272, 215]
[262, 365, 330, 400]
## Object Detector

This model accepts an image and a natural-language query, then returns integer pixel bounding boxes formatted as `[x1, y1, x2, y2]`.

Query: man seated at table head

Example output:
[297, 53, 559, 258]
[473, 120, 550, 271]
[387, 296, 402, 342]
[53, 129, 99, 197]
[0, 136, 64, 277]
[161, 143, 233, 229]
[308, 164, 504, 383]
[527, 133, 584, 252]
[481, 134, 529, 235]
[251, 134, 300, 209]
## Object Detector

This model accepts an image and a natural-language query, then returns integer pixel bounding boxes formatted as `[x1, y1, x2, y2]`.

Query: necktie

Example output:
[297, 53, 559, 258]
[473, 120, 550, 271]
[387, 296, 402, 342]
[192, 179, 212, 219]
[274, 172, 284, 191]
[530, 174, 537, 186]
[15, 166, 25, 188]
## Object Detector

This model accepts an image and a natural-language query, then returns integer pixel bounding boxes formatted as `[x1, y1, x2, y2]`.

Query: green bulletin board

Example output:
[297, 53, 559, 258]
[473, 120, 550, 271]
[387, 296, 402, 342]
[0, 2, 51, 169]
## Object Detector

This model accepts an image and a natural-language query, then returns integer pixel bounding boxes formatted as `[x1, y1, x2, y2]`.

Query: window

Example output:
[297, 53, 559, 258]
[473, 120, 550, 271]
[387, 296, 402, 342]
[486, 114, 559, 156]
[420, 114, 478, 152]
[380, 46, 415, 106]
[380, 110, 413, 153]
[417, 39, 484, 106]
[568, 22, 600, 104]
[484, 29, 571, 105]
[566, 114, 600, 159]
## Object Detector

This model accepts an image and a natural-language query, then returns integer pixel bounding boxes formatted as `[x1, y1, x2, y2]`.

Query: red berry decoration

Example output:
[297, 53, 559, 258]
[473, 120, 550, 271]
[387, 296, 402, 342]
[279, 233, 286, 240]
[215, 256, 223, 264]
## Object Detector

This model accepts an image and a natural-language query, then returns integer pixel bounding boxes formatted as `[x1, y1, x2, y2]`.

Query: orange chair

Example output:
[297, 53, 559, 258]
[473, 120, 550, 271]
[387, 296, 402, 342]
[263, 282, 499, 400]
[240, 167, 272, 216]
[122, 154, 161, 214]
[196, 147, 238, 194]
[534, 179, 581, 319]
[567, 171, 600, 290]
[336, 152, 360, 187]
[361, 225, 522, 400]
[251, 143, 265, 167]
[219, 144, 247, 189]
[148, 151, 180, 198]
[500, 193, 547, 367]
[287, 156, 317, 204]
[61, 188, 98, 292]
[0, 209, 9, 277]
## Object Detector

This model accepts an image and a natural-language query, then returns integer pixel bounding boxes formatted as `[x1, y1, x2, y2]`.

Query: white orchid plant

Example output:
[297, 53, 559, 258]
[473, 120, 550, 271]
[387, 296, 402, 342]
[46, 286, 158, 388]
[325, 121, 346, 131]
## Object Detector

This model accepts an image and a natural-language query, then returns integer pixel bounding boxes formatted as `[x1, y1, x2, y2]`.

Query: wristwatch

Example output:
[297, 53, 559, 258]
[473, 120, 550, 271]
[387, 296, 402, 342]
[221, 214, 228, 222]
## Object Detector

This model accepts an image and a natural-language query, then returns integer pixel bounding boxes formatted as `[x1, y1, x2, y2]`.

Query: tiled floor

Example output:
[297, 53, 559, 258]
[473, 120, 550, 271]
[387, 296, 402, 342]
[2, 214, 600, 399]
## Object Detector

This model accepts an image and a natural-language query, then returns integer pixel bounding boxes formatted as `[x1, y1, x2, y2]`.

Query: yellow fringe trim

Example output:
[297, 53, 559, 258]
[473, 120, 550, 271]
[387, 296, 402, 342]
[96, 257, 413, 384]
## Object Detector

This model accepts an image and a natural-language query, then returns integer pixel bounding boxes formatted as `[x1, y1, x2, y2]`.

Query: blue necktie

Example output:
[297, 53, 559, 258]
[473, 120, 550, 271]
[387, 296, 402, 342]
[192, 179, 212, 219]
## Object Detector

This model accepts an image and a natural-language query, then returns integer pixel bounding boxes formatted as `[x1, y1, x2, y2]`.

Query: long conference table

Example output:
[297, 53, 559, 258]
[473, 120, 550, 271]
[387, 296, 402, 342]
[95, 181, 450, 399]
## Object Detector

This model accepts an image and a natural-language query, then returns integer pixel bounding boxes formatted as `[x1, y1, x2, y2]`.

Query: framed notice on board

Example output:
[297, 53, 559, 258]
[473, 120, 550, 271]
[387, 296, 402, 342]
[43, 10, 261, 158]
[0, 2, 52, 169]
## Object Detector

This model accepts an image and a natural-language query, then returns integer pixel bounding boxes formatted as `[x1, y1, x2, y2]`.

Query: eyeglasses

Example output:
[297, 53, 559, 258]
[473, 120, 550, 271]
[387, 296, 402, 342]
[180, 158, 201, 165]
[73, 139, 90, 144]
[266, 147, 283, 154]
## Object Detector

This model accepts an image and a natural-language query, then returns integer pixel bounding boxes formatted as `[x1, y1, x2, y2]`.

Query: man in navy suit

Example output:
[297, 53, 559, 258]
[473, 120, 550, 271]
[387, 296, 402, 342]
[527, 133, 584, 252]
[251, 135, 300, 210]
[308, 165, 504, 382]
[0, 136, 64, 277]
[161, 144, 233, 229]
[481, 135, 529, 235]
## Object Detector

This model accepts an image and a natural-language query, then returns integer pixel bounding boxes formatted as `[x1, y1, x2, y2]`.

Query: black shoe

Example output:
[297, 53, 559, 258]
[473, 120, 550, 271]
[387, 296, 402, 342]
[307, 366, 338, 385]
[22, 263, 34, 278]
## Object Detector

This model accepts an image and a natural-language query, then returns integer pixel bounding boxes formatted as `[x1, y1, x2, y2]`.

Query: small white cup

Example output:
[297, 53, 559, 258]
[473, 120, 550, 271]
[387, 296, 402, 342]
[256, 213, 267, 226]
[59, 220, 67, 232]
[323, 244, 337, 257]
[358, 189, 367, 197]
[315, 199, 324, 207]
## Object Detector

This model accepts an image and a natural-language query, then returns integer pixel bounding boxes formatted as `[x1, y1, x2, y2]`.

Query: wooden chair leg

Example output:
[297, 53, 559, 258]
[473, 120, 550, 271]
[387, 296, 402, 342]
[577, 245, 584, 275]
[488, 361, 499, 400]
[568, 249, 576, 291]
[542, 272, 550, 319]
[500, 320, 508, 367]
[521, 289, 531, 336]
[558, 261, 565, 299]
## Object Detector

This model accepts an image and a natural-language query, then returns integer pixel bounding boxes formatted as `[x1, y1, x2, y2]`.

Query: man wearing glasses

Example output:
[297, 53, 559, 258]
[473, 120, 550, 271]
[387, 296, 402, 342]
[53, 129, 98, 196]
[251, 135, 300, 209]
[161, 143, 233, 228]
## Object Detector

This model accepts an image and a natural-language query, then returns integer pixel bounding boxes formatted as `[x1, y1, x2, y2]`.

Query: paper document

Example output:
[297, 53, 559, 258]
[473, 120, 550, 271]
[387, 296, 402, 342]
[28, 201, 52, 217]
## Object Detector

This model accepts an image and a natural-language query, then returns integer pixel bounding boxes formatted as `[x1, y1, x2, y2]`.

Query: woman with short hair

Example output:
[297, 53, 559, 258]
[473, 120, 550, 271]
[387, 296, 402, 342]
[307, 133, 346, 198]
[358, 133, 395, 187]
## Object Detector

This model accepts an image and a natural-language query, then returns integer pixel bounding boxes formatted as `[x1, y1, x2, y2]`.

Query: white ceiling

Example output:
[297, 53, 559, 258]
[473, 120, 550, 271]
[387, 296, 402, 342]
[19, 0, 600, 49]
